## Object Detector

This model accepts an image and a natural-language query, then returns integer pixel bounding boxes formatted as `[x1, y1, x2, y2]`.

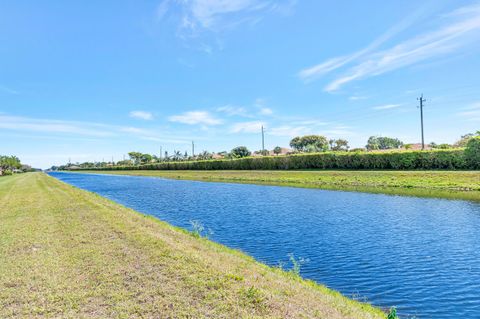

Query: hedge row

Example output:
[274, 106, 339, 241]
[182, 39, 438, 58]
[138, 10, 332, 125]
[75, 149, 474, 171]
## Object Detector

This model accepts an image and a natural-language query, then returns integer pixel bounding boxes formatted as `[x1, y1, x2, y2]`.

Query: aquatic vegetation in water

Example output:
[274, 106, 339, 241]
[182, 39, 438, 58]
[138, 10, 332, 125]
[288, 253, 309, 276]
[190, 220, 204, 238]
[189, 220, 214, 238]
[387, 307, 398, 319]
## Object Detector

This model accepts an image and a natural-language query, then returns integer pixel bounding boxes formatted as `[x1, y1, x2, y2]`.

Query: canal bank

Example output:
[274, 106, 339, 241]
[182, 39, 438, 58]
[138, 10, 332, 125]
[0, 173, 384, 318]
[78, 169, 480, 202]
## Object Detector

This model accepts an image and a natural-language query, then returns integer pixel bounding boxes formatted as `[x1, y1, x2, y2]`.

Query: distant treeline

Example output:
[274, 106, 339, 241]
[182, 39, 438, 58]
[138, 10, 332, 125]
[0, 155, 36, 176]
[71, 148, 478, 171]
[61, 133, 480, 171]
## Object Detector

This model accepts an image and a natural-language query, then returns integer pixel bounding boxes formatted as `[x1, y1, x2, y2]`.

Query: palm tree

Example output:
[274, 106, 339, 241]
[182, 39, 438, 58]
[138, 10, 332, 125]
[197, 151, 212, 160]
[172, 150, 182, 161]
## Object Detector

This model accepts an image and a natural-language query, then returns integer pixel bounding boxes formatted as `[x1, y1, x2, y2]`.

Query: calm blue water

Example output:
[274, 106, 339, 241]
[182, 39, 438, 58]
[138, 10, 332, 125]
[49, 172, 480, 318]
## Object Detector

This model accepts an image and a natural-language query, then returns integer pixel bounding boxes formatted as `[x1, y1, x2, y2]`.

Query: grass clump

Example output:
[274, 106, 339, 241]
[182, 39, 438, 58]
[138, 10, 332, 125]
[241, 286, 266, 307]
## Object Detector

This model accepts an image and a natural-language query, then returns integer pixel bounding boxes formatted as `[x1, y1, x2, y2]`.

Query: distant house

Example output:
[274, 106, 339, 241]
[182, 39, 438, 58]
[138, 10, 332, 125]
[212, 153, 225, 159]
[269, 147, 292, 156]
[404, 143, 431, 151]
[251, 148, 293, 157]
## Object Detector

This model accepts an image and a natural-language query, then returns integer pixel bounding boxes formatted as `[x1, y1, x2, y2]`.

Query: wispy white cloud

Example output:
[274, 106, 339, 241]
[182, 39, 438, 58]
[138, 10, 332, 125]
[298, 5, 428, 82]
[189, 0, 266, 29]
[230, 121, 265, 133]
[216, 105, 249, 117]
[324, 4, 480, 92]
[0, 114, 195, 143]
[119, 126, 195, 143]
[290, 119, 329, 126]
[254, 98, 273, 116]
[349, 95, 368, 101]
[0, 115, 114, 137]
[168, 110, 222, 125]
[299, 3, 480, 92]
[372, 104, 402, 110]
[157, 0, 257, 30]
[268, 123, 353, 138]
[463, 101, 480, 110]
[269, 0, 297, 16]
[259, 107, 273, 115]
[0, 85, 19, 95]
[323, 126, 355, 136]
[120, 127, 151, 135]
[156, 0, 171, 20]
[457, 101, 480, 121]
[299, 56, 356, 82]
[215, 99, 273, 118]
[157, 0, 296, 39]
[129, 110, 154, 120]
[268, 125, 309, 137]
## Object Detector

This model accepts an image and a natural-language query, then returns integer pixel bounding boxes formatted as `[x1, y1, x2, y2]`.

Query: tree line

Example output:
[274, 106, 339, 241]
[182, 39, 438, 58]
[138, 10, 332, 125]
[55, 131, 479, 170]
[0, 155, 35, 176]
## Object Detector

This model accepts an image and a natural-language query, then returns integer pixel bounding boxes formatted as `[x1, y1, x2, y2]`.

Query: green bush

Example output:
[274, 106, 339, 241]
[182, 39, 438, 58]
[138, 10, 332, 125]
[465, 136, 480, 169]
[73, 149, 473, 171]
[2, 169, 13, 176]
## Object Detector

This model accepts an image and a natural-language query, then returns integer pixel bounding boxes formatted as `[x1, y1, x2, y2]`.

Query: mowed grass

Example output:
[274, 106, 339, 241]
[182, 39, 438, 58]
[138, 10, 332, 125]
[0, 173, 385, 319]
[83, 170, 480, 201]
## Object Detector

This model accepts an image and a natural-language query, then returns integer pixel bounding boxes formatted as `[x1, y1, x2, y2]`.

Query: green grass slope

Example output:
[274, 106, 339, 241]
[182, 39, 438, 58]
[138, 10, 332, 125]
[0, 173, 385, 318]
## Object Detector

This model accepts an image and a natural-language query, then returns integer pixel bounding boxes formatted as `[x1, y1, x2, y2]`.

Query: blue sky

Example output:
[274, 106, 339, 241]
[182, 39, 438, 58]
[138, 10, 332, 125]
[1, 0, 480, 168]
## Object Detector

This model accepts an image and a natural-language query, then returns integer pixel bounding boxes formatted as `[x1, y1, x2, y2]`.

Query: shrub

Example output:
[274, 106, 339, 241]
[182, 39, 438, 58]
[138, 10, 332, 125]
[465, 136, 480, 169]
[2, 169, 13, 176]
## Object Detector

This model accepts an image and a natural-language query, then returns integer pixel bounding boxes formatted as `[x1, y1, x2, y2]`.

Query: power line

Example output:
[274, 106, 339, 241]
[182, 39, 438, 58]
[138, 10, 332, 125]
[417, 94, 426, 150]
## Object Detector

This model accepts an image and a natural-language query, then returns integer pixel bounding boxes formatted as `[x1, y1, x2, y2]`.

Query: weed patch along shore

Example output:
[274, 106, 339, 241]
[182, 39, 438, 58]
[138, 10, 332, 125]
[0, 173, 385, 318]
[80, 170, 480, 202]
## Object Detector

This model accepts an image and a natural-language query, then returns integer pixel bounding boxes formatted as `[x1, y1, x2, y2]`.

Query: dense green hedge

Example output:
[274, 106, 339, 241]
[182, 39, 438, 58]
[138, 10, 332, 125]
[74, 149, 474, 171]
[465, 137, 480, 169]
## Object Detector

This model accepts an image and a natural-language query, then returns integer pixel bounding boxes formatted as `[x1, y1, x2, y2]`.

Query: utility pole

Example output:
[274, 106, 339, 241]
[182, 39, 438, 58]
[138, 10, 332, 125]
[192, 141, 195, 157]
[417, 94, 426, 150]
[261, 125, 265, 153]
[160, 146, 162, 160]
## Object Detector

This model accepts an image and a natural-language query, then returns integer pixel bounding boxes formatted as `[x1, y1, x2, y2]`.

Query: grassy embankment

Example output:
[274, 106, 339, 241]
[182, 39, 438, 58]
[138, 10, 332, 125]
[82, 170, 480, 201]
[0, 173, 384, 318]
